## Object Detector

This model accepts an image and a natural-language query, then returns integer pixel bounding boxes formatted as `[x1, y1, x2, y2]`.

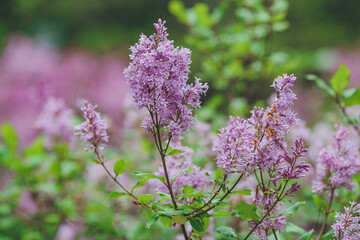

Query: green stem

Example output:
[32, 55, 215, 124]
[316, 187, 335, 240]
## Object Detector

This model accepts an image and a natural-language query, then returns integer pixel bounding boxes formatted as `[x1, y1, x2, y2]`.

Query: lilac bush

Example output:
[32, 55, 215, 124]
[73, 19, 360, 240]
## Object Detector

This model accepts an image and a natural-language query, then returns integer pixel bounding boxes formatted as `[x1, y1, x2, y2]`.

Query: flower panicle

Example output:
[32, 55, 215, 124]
[74, 101, 109, 155]
[124, 19, 208, 138]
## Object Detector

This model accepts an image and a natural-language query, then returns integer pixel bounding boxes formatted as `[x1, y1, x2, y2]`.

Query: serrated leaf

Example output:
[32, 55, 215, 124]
[307, 74, 335, 97]
[108, 192, 127, 199]
[215, 226, 239, 238]
[236, 201, 260, 221]
[313, 195, 328, 212]
[211, 210, 231, 217]
[283, 201, 305, 217]
[114, 159, 125, 176]
[161, 216, 172, 227]
[173, 215, 187, 225]
[331, 64, 350, 94]
[138, 194, 154, 204]
[189, 218, 204, 232]
[297, 229, 314, 240]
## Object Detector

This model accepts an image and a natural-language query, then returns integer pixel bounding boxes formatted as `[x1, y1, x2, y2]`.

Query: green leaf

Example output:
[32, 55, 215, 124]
[215, 226, 239, 238]
[108, 192, 127, 199]
[138, 194, 154, 204]
[1, 123, 18, 154]
[133, 171, 166, 184]
[114, 159, 125, 176]
[189, 218, 204, 232]
[236, 201, 260, 221]
[173, 215, 187, 225]
[91, 159, 99, 164]
[184, 185, 196, 194]
[283, 201, 305, 217]
[168, 149, 185, 156]
[313, 195, 329, 212]
[232, 189, 252, 196]
[161, 216, 172, 227]
[284, 222, 307, 235]
[211, 210, 232, 217]
[307, 74, 335, 97]
[145, 215, 159, 228]
[330, 64, 350, 94]
[168, 0, 187, 24]
[297, 229, 314, 240]
[133, 178, 149, 189]
[343, 87, 360, 106]
[215, 167, 224, 180]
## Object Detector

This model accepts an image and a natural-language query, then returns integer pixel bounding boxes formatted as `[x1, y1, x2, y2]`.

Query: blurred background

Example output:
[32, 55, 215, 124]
[0, 0, 360, 239]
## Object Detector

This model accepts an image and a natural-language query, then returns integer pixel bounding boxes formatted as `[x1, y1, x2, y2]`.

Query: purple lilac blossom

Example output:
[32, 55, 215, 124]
[74, 102, 109, 155]
[312, 124, 360, 194]
[155, 137, 211, 196]
[214, 116, 257, 174]
[35, 97, 74, 148]
[332, 201, 360, 240]
[124, 19, 208, 137]
[214, 74, 309, 239]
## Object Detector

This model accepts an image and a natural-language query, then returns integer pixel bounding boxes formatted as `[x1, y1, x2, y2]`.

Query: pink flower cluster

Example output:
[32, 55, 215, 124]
[312, 124, 360, 194]
[332, 201, 360, 240]
[74, 102, 109, 155]
[124, 19, 208, 137]
[155, 138, 210, 196]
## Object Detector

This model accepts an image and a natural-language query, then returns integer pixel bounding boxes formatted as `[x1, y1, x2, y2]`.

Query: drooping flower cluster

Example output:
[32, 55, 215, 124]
[124, 19, 208, 137]
[332, 201, 360, 240]
[312, 124, 360, 194]
[74, 102, 109, 155]
[35, 97, 74, 148]
[155, 138, 210, 196]
[214, 116, 257, 174]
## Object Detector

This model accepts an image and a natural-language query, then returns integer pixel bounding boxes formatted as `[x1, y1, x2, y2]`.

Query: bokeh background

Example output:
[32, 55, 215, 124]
[0, 0, 360, 239]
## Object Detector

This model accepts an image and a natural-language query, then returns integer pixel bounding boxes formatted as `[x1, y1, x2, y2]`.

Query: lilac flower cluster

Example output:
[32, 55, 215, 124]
[214, 74, 310, 238]
[124, 19, 208, 137]
[213, 116, 256, 174]
[312, 124, 360, 194]
[35, 97, 74, 148]
[155, 138, 210, 196]
[332, 201, 360, 240]
[74, 102, 109, 155]
[215, 74, 298, 173]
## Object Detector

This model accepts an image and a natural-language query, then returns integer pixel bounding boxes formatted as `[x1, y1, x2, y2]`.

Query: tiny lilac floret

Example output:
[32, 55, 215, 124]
[124, 19, 208, 137]
[74, 101, 109, 155]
